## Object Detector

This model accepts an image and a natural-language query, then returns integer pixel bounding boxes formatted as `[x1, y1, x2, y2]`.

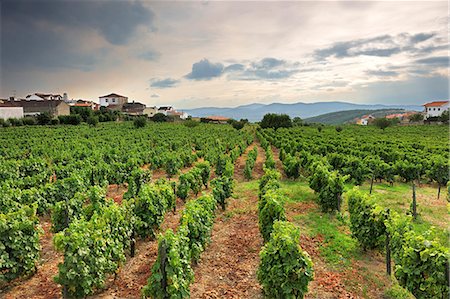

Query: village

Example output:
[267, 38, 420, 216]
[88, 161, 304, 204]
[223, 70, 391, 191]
[0, 92, 448, 126]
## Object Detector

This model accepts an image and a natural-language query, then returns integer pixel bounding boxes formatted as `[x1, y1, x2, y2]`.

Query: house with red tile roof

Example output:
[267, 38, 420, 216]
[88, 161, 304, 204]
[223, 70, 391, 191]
[423, 101, 449, 119]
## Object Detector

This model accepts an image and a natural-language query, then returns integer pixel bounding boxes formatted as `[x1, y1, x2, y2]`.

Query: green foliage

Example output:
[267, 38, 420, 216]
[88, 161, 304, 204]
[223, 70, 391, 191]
[260, 113, 293, 129]
[0, 205, 41, 281]
[133, 117, 147, 128]
[317, 171, 347, 212]
[142, 229, 193, 299]
[37, 112, 52, 125]
[51, 193, 85, 233]
[408, 113, 424, 123]
[183, 119, 199, 128]
[259, 189, 287, 242]
[54, 202, 133, 298]
[427, 156, 449, 198]
[283, 153, 300, 179]
[177, 173, 192, 201]
[373, 117, 393, 130]
[165, 154, 181, 179]
[385, 212, 449, 299]
[179, 195, 216, 261]
[151, 113, 168, 122]
[133, 181, 175, 238]
[258, 168, 281, 199]
[244, 147, 258, 180]
[86, 115, 99, 126]
[394, 160, 423, 182]
[211, 176, 233, 210]
[123, 168, 152, 200]
[257, 221, 314, 299]
[194, 161, 211, 188]
[346, 188, 386, 250]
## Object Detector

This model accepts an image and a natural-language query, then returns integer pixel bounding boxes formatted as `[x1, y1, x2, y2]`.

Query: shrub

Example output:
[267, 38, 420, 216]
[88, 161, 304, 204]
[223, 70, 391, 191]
[87, 116, 99, 127]
[177, 173, 192, 201]
[184, 119, 199, 128]
[22, 117, 37, 125]
[211, 176, 233, 210]
[36, 112, 51, 125]
[346, 188, 386, 250]
[257, 221, 314, 298]
[50, 118, 60, 125]
[195, 161, 211, 188]
[133, 117, 147, 128]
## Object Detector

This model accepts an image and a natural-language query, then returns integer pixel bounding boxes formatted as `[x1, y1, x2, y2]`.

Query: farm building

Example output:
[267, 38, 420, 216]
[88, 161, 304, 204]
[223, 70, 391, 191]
[0, 106, 24, 119]
[122, 102, 146, 116]
[423, 101, 449, 119]
[2, 100, 70, 117]
[356, 115, 375, 125]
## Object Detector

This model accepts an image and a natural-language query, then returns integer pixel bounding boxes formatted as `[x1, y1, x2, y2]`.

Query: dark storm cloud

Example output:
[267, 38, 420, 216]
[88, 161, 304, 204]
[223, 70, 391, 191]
[185, 59, 225, 80]
[1, 0, 155, 70]
[315, 32, 444, 60]
[150, 78, 180, 88]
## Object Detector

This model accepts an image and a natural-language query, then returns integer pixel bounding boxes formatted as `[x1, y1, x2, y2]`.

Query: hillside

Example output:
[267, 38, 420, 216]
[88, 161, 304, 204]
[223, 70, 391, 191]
[183, 101, 422, 122]
[304, 109, 408, 124]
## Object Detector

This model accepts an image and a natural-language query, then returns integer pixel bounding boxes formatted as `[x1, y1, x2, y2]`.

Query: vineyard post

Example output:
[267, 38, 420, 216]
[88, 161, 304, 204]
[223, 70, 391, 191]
[337, 194, 341, 212]
[159, 239, 168, 299]
[62, 197, 70, 299]
[369, 174, 374, 194]
[412, 182, 417, 220]
[172, 182, 176, 212]
[130, 230, 136, 257]
[385, 208, 391, 276]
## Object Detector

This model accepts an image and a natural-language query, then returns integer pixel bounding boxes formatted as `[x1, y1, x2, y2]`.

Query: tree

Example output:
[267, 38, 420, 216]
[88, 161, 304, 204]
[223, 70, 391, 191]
[440, 110, 449, 124]
[231, 120, 245, 130]
[373, 118, 392, 130]
[260, 113, 292, 129]
[292, 117, 303, 127]
[151, 113, 167, 122]
[408, 113, 424, 123]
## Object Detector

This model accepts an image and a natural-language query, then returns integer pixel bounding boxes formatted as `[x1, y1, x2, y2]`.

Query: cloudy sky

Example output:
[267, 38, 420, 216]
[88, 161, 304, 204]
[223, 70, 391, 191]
[1, 0, 448, 108]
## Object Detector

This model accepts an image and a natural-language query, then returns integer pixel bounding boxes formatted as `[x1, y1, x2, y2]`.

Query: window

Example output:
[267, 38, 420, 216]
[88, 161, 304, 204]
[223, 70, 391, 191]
[433, 108, 436, 111]
[438, 108, 440, 111]
[105, 99, 108, 103]
[112, 98, 116, 103]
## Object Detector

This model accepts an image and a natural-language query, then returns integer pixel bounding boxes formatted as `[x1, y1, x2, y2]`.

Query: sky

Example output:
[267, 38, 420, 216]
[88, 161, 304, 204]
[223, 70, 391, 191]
[0, 0, 448, 109]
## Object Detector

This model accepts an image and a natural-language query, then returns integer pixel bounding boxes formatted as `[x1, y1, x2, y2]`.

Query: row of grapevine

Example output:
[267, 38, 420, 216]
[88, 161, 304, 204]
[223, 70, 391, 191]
[142, 143, 241, 298]
[259, 126, 448, 198]
[346, 188, 449, 299]
[52, 179, 176, 298]
[176, 162, 211, 200]
[256, 162, 314, 297]
[244, 146, 258, 179]
[143, 182, 233, 297]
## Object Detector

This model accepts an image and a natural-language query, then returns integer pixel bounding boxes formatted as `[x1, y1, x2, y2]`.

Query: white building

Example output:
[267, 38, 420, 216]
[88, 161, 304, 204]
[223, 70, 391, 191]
[144, 106, 158, 117]
[157, 106, 174, 115]
[0, 106, 24, 119]
[99, 93, 128, 107]
[423, 101, 449, 119]
[25, 93, 63, 101]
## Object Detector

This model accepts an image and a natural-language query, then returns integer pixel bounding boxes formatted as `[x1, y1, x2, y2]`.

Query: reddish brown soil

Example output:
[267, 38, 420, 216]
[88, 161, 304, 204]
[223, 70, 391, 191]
[271, 145, 285, 177]
[3, 217, 62, 299]
[190, 144, 266, 298]
[107, 183, 128, 204]
[190, 191, 263, 299]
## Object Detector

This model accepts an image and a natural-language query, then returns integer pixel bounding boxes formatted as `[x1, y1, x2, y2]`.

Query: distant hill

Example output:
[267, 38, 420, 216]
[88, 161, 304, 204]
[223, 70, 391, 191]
[183, 101, 423, 122]
[304, 109, 409, 125]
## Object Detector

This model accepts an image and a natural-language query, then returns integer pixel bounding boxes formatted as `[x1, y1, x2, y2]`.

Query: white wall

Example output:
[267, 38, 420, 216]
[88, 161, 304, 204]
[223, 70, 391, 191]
[99, 96, 127, 107]
[0, 107, 24, 119]
[425, 103, 449, 118]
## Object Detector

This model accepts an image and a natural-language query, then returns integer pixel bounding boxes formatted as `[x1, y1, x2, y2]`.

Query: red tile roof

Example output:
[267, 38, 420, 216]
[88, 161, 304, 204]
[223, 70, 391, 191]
[423, 101, 448, 107]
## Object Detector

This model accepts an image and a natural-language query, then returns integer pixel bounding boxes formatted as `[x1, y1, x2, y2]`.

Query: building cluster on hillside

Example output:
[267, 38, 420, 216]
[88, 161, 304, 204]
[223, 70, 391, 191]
[0, 92, 189, 120]
[354, 100, 449, 125]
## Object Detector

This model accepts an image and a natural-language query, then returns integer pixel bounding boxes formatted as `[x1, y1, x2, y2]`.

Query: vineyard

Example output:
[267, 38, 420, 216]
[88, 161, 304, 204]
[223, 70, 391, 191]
[0, 122, 448, 298]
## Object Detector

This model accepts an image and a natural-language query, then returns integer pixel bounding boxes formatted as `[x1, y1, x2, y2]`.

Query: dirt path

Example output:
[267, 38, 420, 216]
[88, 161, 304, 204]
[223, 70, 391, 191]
[190, 143, 265, 298]
[3, 218, 62, 299]
[271, 145, 285, 177]
[234, 142, 266, 183]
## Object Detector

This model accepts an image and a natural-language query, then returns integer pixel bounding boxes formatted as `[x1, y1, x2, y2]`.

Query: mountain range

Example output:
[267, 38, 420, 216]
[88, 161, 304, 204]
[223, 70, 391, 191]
[183, 101, 423, 122]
